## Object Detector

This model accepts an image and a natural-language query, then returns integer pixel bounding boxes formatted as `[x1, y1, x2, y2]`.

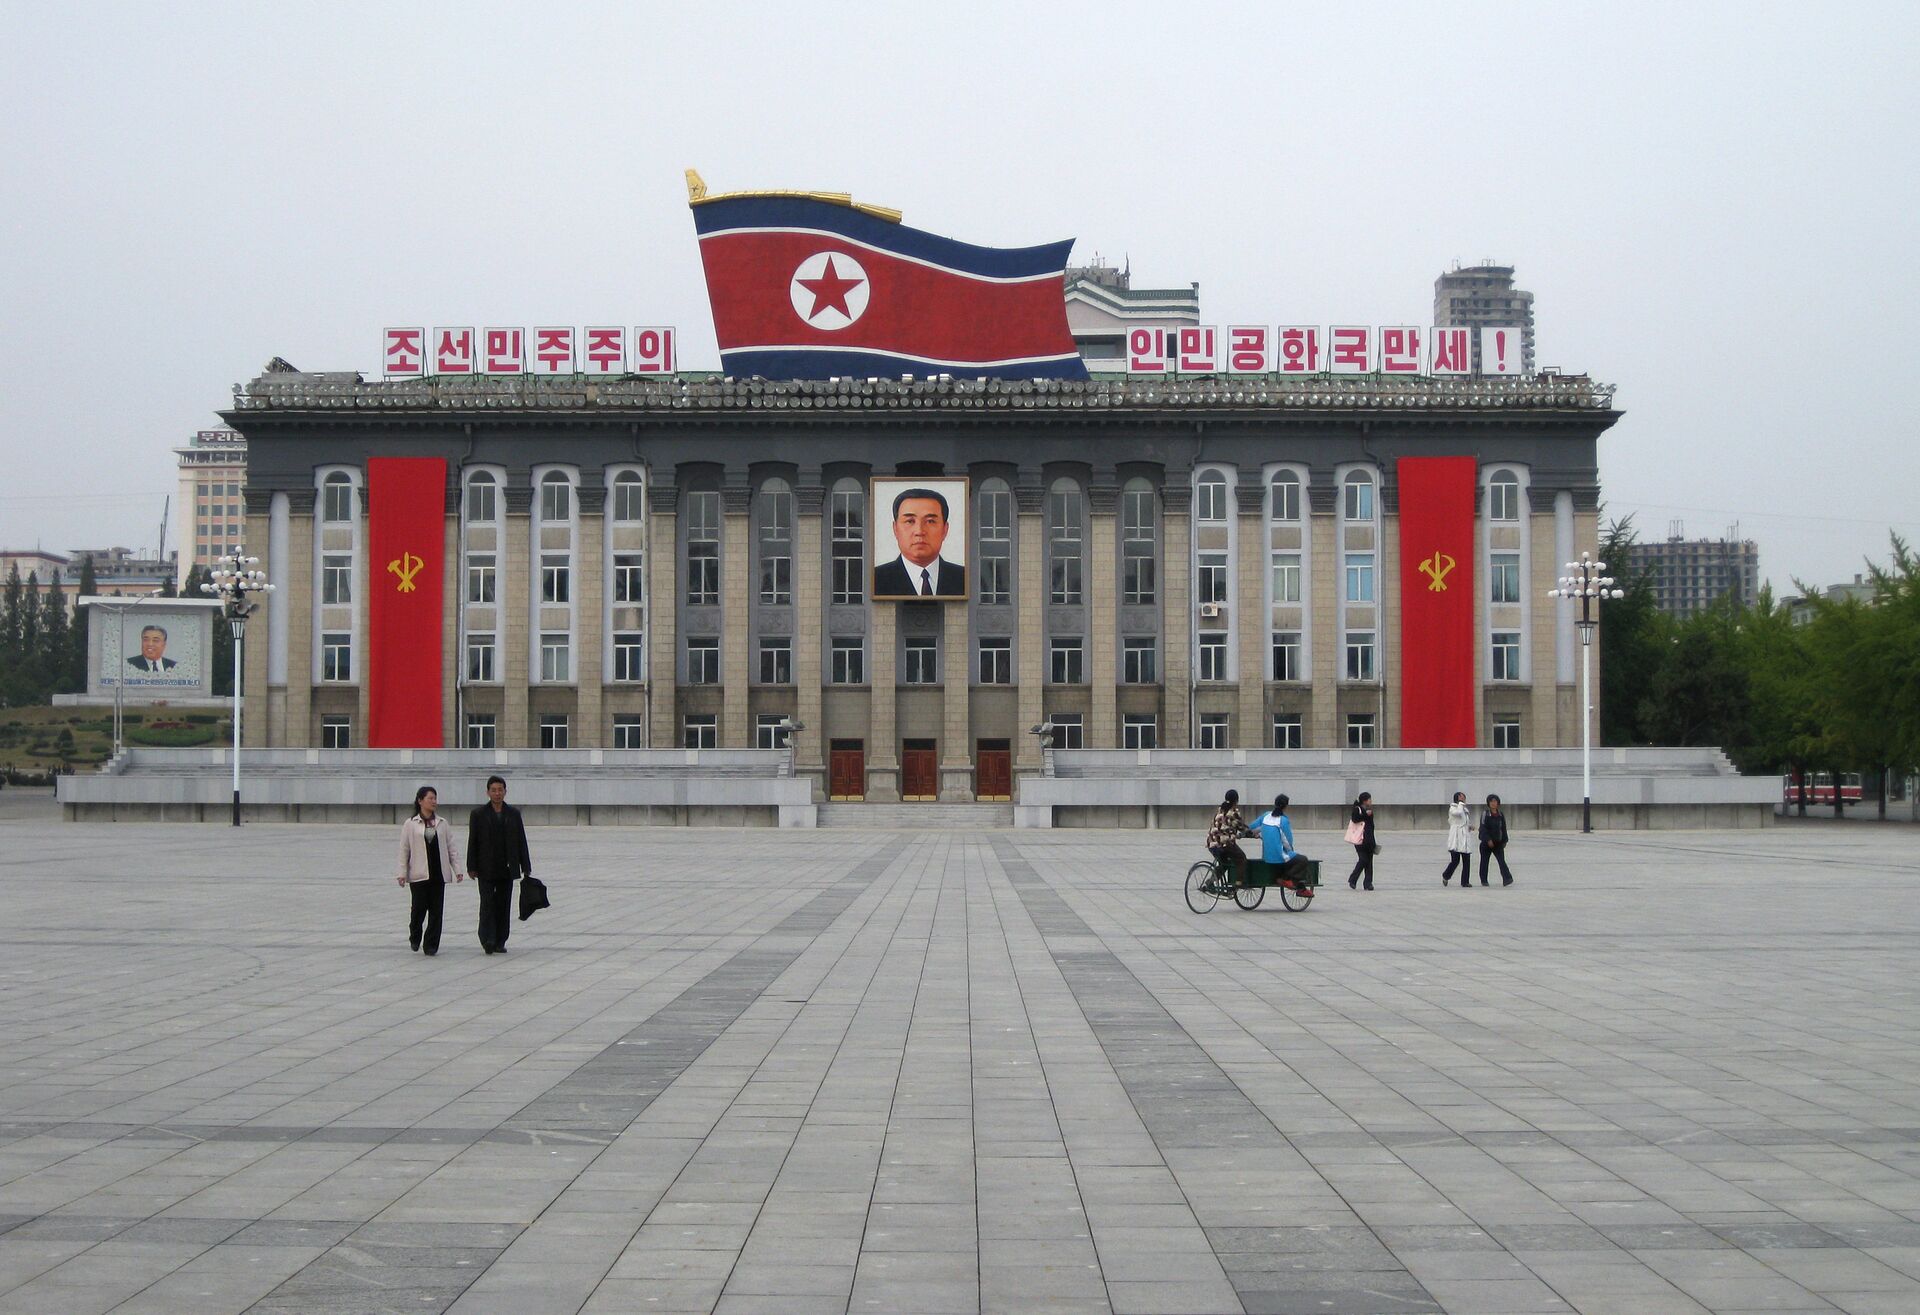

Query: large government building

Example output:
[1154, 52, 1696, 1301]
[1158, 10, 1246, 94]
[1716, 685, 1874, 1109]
[225, 367, 1619, 803]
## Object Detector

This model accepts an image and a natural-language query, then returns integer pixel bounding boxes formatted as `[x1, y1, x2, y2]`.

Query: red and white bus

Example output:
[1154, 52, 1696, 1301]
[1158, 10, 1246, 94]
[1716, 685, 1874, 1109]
[1781, 771, 1864, 805]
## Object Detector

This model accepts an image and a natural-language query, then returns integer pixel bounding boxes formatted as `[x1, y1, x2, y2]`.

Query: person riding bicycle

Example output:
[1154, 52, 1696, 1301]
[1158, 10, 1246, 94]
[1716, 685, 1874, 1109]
[1205, 789, 1253, 886]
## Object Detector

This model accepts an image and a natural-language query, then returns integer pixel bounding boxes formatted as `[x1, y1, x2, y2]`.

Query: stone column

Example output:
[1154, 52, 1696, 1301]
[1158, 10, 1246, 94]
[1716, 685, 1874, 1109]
[1161, 483, 1192, 749]
[1552, 488, 1577, 746]
[1528, 486, 1562, 746]
[720, 478, 752, 747]
[646, 480, 677, 749]
[242, 494, 273, 749]
[1307, 478, 1340, 746]
[574, 484, 606, 746]
[1235, 474, 1265, 747]
[866, 601, 900, 801]
[939, 600, 973, 799]
[1014, 479, 1047, 774]
[266, 490, 290, 745]
[1088, 479, 1119, 748]
[502, 482, 532, 746]
[794, 479, 826, 798]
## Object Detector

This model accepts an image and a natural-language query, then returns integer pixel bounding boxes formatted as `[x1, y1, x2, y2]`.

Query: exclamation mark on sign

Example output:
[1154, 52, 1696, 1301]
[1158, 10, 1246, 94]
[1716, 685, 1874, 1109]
[1495, 331, 1508, 373]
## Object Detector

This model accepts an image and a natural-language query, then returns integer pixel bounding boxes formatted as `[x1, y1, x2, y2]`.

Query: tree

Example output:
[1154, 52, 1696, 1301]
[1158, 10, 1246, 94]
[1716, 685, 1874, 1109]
[1801, 536, 1920, 818]
[39, 571, 71, 695]
[1638, 598, 1753, 748]
[1731, 588, 1822, 810]
[70, 554, 96, 691]
[1598, 515, 1671, 745]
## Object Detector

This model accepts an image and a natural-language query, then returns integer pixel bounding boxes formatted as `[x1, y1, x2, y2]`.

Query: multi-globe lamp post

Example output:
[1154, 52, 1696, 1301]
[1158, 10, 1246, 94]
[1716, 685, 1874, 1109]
[202, 551, 273, 826]
[1548, 551, 1625, 834]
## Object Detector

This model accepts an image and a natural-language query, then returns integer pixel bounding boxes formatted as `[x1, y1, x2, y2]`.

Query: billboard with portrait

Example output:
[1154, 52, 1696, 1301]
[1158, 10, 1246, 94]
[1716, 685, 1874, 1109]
[871, 477, 970, 601]
[93, 606, 211, 694]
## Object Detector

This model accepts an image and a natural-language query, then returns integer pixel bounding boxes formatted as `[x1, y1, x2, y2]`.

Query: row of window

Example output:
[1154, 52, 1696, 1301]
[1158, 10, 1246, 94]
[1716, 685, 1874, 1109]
[316, 710, 1525, 753]
[316, 628, 1530, 689]
[1192, 469, 1524, 524]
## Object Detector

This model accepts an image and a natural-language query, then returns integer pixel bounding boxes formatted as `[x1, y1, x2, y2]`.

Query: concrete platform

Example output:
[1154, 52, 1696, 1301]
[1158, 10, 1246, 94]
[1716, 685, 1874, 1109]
[1, 818, 1917, 1313]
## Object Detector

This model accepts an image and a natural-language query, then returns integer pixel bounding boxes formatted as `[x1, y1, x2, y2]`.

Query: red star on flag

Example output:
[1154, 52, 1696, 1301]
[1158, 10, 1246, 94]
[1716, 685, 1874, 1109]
[797, 255, 865, 321]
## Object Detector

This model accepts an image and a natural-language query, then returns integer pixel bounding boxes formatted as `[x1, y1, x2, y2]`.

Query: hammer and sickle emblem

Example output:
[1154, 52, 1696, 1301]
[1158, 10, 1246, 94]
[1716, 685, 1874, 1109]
[1419, 551, 1456, 592]
[387, 552, 424, 593]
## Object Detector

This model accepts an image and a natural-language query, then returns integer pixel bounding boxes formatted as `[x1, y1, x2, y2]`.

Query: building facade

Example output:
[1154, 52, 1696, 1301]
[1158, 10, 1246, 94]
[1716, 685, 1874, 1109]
[175, 428, 249, 583]
[1625, 530, 1760, 618]
[1434, 263, 1536, 375]
[226, 369, 1617, 800]
[1065, 260, 1200, 373]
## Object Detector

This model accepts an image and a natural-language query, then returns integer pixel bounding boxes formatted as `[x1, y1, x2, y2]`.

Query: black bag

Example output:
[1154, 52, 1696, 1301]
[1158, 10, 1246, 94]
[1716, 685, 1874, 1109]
[518, 876, 550, 921]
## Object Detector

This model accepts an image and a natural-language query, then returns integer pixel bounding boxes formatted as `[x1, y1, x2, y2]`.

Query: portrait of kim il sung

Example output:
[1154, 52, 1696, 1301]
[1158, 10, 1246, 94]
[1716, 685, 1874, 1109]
[871, 477, 970, 600]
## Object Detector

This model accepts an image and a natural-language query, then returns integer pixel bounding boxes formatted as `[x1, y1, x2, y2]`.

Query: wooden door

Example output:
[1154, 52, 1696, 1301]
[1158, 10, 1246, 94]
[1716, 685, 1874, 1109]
[829, 741, 865, 801]
[975, 739, 1012, 801]
[902, 740, 938, 801]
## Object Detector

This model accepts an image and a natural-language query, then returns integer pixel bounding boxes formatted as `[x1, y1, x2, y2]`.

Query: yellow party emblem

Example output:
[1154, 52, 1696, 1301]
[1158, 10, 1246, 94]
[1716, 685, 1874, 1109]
[1419, 551, 1455, 592]
[387, 551, 425, 593]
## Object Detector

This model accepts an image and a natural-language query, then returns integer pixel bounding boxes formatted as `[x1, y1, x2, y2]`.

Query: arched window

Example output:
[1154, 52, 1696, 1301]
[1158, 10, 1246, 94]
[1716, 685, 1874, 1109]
[1196, 469, 1228, 523]
[1121, 477, 1156, 604]
[611, 470, 644, 523]
[1343, 470, 1374, 522]
[976, 478, 1012, 605]
[539, 470, 572, 522]
[321, 471, 354, 523]
[1269, 470, 1301, 523]
[1489, 470, 1520, 522]
[464, 470, 497, 523]
[829, 477, 865, 604]
[757, 478, 793, 605]
[1048, 478, 1084, 604]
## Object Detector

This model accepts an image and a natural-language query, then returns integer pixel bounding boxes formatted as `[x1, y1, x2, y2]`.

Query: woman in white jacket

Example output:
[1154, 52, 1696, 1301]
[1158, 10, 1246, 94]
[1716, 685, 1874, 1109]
[1442, 792, 1474, 887]
[397, 786, 462, 955]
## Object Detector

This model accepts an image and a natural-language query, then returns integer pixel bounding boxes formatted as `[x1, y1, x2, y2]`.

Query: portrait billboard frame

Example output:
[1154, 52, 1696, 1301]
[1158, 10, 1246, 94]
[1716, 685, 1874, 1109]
[870, 476, 971, 601]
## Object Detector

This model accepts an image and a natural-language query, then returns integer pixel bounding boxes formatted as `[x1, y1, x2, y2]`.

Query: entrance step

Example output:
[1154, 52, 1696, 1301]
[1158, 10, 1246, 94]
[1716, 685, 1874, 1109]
[817, 802, 1016, 829]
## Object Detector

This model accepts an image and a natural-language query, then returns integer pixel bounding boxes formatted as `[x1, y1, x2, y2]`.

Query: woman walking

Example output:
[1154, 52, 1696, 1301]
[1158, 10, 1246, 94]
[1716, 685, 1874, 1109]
[1442, 792, 1474, 887]
[397, 786, 462, 955]
[1478, 794, 1514, 887]
[1346, 791, 1377, 890]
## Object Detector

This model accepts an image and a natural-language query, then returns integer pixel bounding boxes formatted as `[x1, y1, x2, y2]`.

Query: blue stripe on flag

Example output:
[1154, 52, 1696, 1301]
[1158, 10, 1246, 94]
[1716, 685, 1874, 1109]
[692, 196, 1072, 281]
[720, 348, 1089, 382]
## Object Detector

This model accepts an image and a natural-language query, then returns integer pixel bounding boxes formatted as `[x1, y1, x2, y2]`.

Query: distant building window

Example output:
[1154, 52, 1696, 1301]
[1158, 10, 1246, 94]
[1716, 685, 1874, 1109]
[1272, 714, 1302, 749]
[1272, 631, 1302, 682]
[979, 636, 1011, 685]
[1196, 470, 1228, 523]
[464, 714, 495, 749]
[612, 631, 644, 682]
[1493, 718, 1521, 750]
[1047, 714, 1084, 750]
[612, 554, 644, 605]
[321, 633, 352, 682]
[904, 635, 937, 685]
[1121, 481, 1157, 604]
[539, 472, 572, 522]
[1122, 637, 1157, 684]
[1491, 632, 1522, 681]
[466, 633, 496, 682]
[1490, 553, 1520, 604]
[758, 636, 792, 685]
[611, 471, 644, 523]
[831, 484, 866, 605]
[1346, 713, 1376, 749]
[1343, 471, 1374, 522]
[465, 473, 498, 523]
[1345, 633, 1375, 682]
[540, 632, 571, 682]
[321, 473, 354, 523]
[687, 636, 719, 684]
[686, 490, 720, 605]
[1345, 553, 1374, 602]
[541, 554, 571, 604]
[1048, 481, 1083, 604]
[1197, 714, 1228, 750]
[321, 555, 352, 605]
[1197, 552, 1228, 604]
[539, 716, 570, 749]
[683, 714, 717, 750]
[1049, 636, 1083, 685]
[756, 714, 792, 750]
[612, 714, 646, 749]
[320, 716, 351, 750]
[1270, 552, 1301, 604]
[977, 481, 1013, 606]
[1124, 714, 1159, 750]
[1489, 472, 1520, 522]
[830, 637, 865, 685]
[1270, 470, 1301, 523]
[466, 554, 496, 604]
[1198, 632, 1228, 682]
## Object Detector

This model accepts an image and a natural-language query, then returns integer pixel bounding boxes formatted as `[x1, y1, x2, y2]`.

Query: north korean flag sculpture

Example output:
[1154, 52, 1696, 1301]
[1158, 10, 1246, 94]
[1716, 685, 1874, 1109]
[687, 170, 1088, 380]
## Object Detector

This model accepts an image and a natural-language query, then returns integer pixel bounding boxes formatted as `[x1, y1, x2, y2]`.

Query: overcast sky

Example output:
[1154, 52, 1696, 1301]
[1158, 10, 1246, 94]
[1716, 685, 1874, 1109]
[2, 1, 1914, 593]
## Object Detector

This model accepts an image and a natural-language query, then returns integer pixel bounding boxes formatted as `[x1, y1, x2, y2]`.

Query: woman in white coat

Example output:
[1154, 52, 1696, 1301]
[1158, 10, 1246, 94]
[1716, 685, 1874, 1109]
[397, 786, 462, 955]
[1442, 791, 1475, 887]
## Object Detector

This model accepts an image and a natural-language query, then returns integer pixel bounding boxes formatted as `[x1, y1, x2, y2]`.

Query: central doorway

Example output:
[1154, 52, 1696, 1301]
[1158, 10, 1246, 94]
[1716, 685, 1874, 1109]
[902, 740, 938, 801]
[976, 739, 1012, 801]
[829, 740, 865, 801]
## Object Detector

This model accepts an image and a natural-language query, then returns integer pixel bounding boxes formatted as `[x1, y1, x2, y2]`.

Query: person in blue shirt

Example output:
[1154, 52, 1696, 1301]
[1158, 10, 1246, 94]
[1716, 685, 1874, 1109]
[1254, 794, 1310, 884]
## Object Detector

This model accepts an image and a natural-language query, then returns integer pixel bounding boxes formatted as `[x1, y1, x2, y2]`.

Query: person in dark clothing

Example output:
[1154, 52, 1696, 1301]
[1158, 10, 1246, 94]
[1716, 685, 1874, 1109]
[466, 775, 533, 954]
[1347, 792, 1377, 890]
[397, 786, 461, 956]
[1478, 793, 1513, 887]
[1205, 789, 1253, 886]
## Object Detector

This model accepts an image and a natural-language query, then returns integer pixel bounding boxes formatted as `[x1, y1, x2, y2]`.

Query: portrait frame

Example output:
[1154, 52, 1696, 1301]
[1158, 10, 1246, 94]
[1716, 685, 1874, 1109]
[870, 476, 972, 601]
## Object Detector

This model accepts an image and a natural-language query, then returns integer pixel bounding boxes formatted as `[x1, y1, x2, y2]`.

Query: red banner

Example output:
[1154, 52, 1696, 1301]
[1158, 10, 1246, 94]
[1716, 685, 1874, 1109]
[367, 457, 447, 747]
[1397, 457, 1478, 747]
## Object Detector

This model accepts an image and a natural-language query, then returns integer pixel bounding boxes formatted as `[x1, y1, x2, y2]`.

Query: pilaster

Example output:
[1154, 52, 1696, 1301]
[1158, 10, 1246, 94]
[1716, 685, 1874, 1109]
[720, 480, 751, 747]
[243, 511, 272, 748]
[866, 602, 900, 801]
[646, 483, 677, 748]
[285, 512, 313, 746]
[1161, 484, 1191, 749]
[574, 506, 605, 746]
[793, 480, 826, 797]
[939, 600, 973, 799]
[502, 493, 531, 747]
[1235, 476, 1265, 747]
[1087, 480, 1120, 748]
[1015, 482, 1046, 772]
[1307, 478, 1340, 747]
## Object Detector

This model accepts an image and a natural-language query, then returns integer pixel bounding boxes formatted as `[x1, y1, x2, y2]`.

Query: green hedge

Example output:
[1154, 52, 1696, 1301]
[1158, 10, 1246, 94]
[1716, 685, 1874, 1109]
[129, 726, 217, 748]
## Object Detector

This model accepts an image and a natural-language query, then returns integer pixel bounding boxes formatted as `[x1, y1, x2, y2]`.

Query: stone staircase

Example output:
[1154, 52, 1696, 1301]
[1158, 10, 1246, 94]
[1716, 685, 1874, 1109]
[817, 802, 1016, 829]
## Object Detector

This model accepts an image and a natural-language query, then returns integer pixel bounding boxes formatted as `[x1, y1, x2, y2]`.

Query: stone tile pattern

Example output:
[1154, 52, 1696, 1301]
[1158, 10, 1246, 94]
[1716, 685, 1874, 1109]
[0, 815, 1917, 1314]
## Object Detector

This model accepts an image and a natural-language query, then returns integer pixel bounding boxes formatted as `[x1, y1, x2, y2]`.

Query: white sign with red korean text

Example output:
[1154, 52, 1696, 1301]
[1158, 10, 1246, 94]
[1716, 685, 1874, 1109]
[384, 327, 678, 378]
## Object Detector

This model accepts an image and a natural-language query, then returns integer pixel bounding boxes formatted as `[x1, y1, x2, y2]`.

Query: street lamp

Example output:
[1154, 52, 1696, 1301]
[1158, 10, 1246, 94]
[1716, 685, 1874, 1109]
[201, 550, 274, 826]
[776, 717, 805, 778]
[1548, 552, 1624, 834]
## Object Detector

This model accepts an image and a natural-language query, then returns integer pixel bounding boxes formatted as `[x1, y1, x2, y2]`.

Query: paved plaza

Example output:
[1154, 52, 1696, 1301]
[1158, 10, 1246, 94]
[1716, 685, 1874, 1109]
[1, 804, 1918, 1315]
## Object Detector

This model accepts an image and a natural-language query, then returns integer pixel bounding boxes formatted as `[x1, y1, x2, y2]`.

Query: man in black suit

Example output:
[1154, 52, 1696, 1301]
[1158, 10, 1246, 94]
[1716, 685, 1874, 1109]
[873, 487, 966, 598]
[126, 626, 178, 673]
[466, 774, 533, 954]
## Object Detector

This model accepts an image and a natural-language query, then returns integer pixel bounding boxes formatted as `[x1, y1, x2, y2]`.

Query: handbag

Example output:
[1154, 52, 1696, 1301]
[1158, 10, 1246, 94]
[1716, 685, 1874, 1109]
[1343, 819, 1366, 845]
[518, 876, 550, 921]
